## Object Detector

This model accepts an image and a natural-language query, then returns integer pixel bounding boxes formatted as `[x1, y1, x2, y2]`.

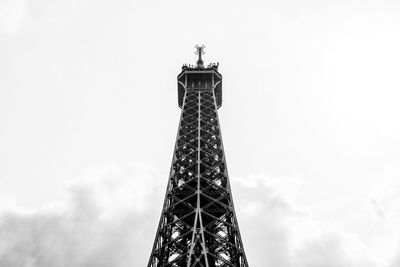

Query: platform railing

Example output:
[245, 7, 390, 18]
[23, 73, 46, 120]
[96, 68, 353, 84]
[185, 82, 213, 91]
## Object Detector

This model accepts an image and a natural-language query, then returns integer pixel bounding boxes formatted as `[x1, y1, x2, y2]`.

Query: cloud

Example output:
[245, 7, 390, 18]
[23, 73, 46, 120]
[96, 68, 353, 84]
[0, 162, 164, 267]
[0, 0, 26, 34]
[367, 162, 400, 267]
[232, 174, 351, 267]
[0, 163, 399, 267]
[231, 174, 396, 267]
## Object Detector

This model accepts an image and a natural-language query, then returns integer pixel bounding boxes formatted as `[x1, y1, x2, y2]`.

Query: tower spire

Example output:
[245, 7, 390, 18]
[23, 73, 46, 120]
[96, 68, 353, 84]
[195, 44, 205, 68]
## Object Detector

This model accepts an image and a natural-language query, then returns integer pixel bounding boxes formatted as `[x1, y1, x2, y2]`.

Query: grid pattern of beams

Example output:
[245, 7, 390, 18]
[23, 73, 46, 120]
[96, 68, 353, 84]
[148, 83, 248, 267]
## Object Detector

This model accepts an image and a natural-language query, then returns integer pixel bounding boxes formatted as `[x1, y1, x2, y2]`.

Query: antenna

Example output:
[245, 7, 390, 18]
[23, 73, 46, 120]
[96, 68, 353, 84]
[195, 45, 205, 68]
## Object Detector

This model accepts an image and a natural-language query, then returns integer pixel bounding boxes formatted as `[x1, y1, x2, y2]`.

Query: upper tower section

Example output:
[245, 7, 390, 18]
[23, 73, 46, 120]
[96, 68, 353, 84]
[177, 45, 223, 108]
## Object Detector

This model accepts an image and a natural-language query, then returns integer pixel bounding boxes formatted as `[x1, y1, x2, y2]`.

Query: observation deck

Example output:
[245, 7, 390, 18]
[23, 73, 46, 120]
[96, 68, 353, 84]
[177, 51, 222, 109]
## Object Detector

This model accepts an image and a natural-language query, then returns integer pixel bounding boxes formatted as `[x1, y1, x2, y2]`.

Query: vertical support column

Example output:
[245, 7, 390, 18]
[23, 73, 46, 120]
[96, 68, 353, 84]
[198, 91, 210, 267]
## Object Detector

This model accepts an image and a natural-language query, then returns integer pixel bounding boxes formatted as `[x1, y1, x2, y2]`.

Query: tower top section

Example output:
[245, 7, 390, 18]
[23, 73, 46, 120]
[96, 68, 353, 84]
[180, 45, 220, 70]
[177, 46, 223, 109]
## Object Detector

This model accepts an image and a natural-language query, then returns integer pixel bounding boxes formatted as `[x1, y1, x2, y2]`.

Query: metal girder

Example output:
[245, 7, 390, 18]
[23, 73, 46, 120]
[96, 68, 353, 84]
[148, 73, 248, 267]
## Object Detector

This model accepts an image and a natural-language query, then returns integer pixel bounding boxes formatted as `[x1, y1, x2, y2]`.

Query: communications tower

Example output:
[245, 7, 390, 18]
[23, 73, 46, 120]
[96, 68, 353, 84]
[148, 46, 249, 267]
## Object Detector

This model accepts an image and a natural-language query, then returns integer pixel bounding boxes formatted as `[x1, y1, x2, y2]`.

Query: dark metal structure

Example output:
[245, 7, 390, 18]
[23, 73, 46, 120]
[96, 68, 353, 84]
[148, 46, 249, 267]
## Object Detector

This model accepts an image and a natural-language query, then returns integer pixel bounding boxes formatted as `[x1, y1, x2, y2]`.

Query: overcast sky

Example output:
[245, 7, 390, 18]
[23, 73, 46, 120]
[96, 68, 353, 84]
[1, 0, 400, 266]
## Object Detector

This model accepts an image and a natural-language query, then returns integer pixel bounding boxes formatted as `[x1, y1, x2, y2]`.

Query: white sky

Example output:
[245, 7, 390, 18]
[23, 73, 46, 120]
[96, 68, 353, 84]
[1, 0, 400, 266]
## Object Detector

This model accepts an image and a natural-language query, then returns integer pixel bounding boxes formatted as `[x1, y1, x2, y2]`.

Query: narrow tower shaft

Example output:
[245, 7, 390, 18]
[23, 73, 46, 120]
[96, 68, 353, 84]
[148, 47, 249, 267]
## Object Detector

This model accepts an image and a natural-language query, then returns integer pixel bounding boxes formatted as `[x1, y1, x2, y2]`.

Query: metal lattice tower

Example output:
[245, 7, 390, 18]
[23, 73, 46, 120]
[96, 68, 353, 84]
[148, 46, 249, 267]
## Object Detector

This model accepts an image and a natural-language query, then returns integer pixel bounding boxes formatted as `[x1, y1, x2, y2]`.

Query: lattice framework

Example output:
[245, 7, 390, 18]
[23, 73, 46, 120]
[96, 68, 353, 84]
[148, 50, 249, 267]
